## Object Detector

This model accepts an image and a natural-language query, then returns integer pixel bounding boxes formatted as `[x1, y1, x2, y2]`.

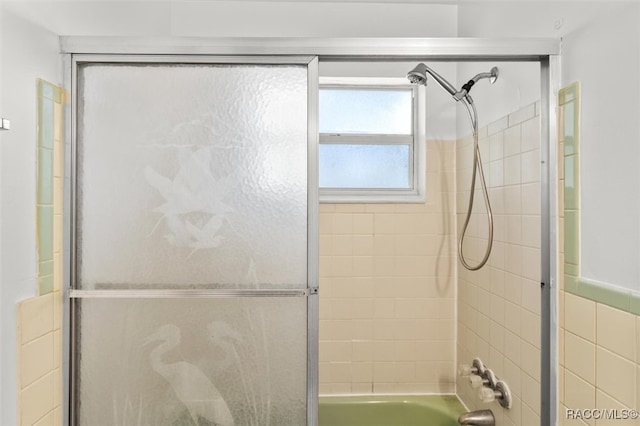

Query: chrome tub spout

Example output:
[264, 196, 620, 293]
[458, 409, 495, 426]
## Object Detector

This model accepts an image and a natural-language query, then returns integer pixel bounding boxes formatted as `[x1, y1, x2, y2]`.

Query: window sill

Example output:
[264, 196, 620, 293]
[319, 189, 426, 204]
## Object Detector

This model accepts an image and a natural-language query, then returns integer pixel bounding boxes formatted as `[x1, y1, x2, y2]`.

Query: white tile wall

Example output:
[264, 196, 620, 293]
[560, 322, 640, 426]
[456, 102, 542, 425]
[319, 140, 457, 395]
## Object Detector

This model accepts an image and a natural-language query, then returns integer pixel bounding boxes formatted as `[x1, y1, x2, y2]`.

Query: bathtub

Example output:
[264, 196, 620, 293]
[319, 395, 467, 426]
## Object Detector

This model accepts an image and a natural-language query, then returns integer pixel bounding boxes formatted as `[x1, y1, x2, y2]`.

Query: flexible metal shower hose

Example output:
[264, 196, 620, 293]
[458, 96, 494, 271]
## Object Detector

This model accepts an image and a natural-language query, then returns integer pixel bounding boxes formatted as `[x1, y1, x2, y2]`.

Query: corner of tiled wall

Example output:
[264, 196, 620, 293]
[558, 82, 640, 426]
[456, 101, 542, 426]
[319, 138, 458, 395]
[17, 79, 64, 426]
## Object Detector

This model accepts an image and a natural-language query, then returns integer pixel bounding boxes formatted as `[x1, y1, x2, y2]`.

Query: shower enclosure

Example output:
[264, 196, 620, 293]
[67, 56, 319, 425]
[63, 38, 559, 426]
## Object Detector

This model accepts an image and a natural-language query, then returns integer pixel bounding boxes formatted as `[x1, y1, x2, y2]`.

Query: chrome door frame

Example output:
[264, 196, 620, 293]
[62, 37, 560, 426]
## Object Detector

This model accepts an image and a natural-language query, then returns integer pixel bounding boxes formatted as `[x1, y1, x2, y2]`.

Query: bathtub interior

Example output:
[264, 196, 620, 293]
[319, 395, 467, 426]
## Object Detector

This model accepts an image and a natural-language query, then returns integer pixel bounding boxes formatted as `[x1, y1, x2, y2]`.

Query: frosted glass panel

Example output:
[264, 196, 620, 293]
[319, 144, 410, 188]
[76, 297, 307, 425]
[319, 88, 412, 134]
[77, 64, 308, 289]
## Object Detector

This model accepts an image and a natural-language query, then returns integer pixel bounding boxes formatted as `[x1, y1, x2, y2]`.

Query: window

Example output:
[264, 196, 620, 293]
[319, 77, 425, 203]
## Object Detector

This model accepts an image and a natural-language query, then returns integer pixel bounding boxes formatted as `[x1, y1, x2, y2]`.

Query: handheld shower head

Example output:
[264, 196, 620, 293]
[406, 63, 458, 97]
[406, 63, 428, 85]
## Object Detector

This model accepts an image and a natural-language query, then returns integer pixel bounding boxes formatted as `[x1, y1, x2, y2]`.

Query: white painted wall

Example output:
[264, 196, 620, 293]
[562, 2, 640, 290]
[6, 0, 458, 37]
[457, 1, 626, 39]
[0, 7, 60, 425]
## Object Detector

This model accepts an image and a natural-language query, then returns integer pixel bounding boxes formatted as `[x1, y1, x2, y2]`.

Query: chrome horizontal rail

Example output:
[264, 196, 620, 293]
[61, 36, 560, 60]
[69, 288, 311, 299]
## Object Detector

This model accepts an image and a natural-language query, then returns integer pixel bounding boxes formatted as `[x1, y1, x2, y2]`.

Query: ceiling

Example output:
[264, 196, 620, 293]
[2, 0, 631, 39]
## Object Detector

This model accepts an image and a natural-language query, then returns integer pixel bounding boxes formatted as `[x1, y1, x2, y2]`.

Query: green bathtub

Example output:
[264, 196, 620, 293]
[319, 395, 467, 426]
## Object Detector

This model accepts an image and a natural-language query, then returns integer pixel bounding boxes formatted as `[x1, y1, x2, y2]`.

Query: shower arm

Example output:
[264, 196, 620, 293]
[454, 67, 499, 101]
[424, 68, 458, 98]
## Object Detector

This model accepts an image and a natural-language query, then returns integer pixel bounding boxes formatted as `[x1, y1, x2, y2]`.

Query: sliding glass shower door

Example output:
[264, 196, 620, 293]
[70, 56, 318, 425]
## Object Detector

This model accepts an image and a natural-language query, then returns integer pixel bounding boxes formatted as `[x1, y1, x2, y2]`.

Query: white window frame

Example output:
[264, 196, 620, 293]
[318, 77, 426, 203]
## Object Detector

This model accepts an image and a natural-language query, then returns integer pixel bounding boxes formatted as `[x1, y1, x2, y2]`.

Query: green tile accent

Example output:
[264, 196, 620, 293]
[564, 210, 579, 265]
[564, 275, 579, 294]
[37, 148, 53, 205]
[38, 260, 54, 277]
[560, 82, 638, 317]
[560, 85, 580, 158]
[558, 82, 578, 105]
[36, 79, 63, 296]
[38, 79, 63, 103]
[38, 79, 54, 100]
[565, 263, 579, 277]
[564, 155, 579, 210]
[37, 205, 53, 262]
[563, 106, 576, 156]
[578, 278, 631, 312]
[38, 98, 54, 149]
[630, 292, 640, 316]
[38, 274, 54, 295]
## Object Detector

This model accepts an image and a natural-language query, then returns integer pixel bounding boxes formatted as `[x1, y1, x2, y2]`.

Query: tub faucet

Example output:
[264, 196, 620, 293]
[458, 409, 495, 426]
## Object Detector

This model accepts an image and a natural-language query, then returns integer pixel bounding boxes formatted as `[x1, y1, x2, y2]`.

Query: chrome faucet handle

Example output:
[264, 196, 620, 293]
[469, 374, 489, 389]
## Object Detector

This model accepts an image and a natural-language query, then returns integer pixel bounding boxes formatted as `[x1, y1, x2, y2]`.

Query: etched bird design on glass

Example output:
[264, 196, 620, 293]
[143, 324, 238, 426]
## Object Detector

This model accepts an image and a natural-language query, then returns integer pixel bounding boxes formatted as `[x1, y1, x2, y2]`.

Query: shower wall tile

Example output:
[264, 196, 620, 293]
[565, 331, 596, 384]
[19, 293, 54, 344]
[595, 347, 636, 409]
[596, 303, 636, 361]
[319, 139, 457, 395]
[456, 101, 542, 426]
[20, 333, 54, 387]
[564, 370, 595, 426]
[564, 292, 596, 343]
[508, 103, 536, 127]
[20, 372, 54, 426]
[521, 115, 541, 153]
[488, 116, 509, 135]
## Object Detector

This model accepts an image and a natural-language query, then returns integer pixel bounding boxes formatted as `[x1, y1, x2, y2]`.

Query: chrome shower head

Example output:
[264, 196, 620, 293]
[406, 63, 458, 97]
[406, 63, 428, 85]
